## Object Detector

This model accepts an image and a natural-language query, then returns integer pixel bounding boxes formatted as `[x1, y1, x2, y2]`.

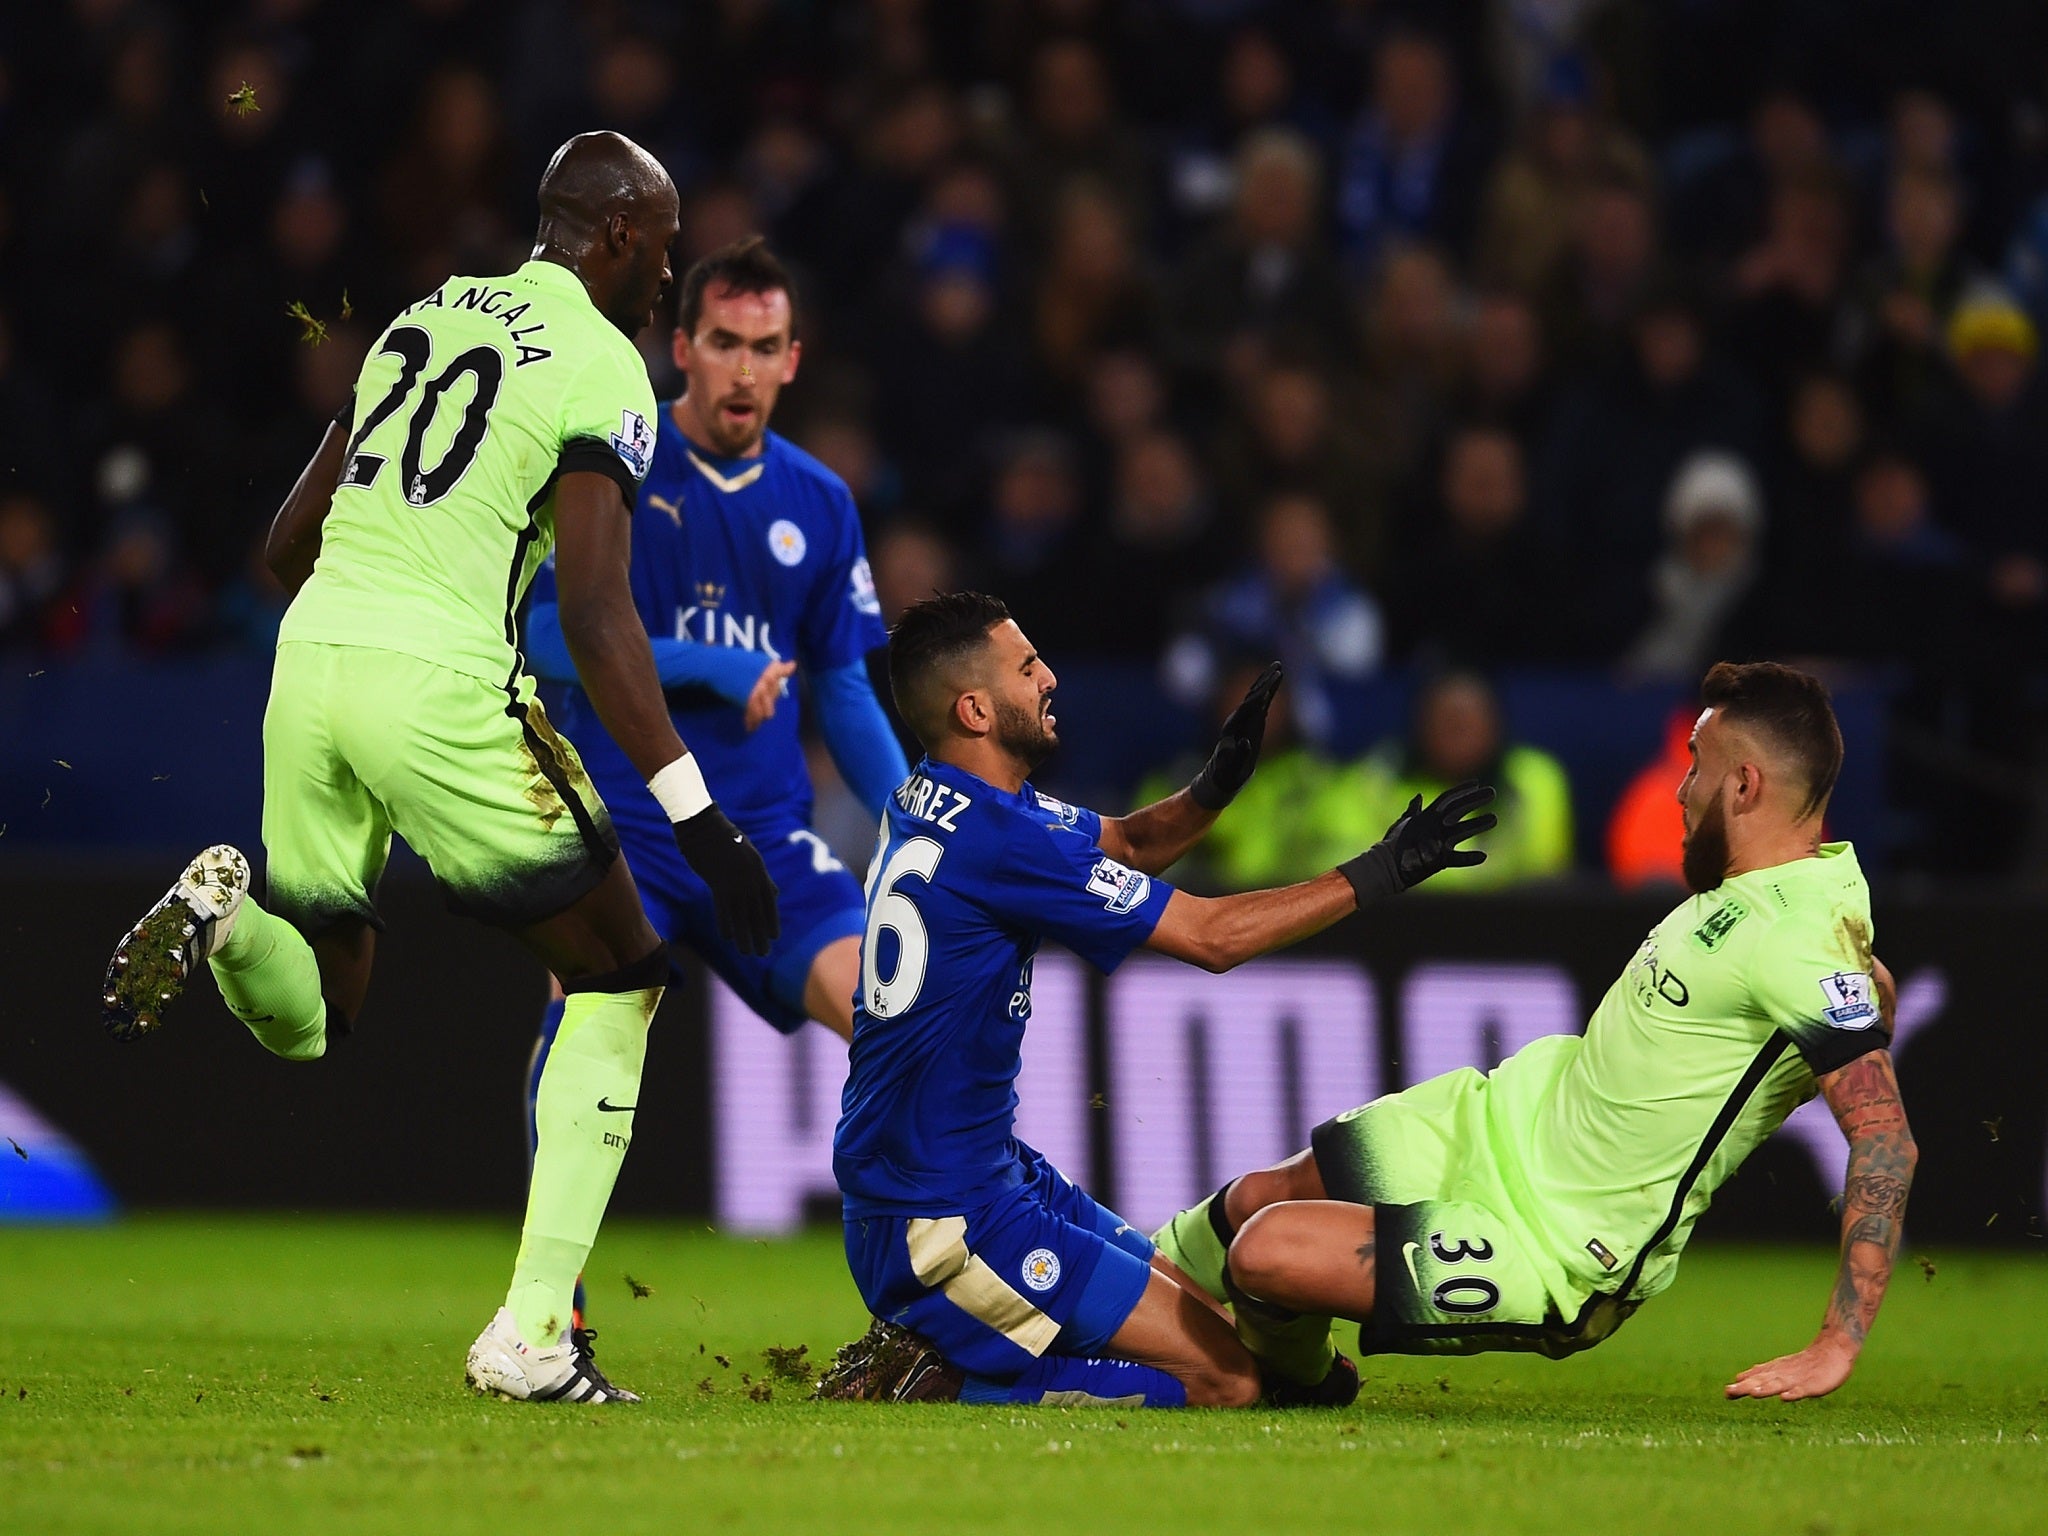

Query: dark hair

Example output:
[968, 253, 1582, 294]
[888, 590, 1011, 746]
[676, 235, 796, 338]
[1699, 660, 1842, 818]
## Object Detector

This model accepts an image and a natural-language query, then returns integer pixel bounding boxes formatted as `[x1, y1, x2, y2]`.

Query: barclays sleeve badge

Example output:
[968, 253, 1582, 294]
[1818, 970, 1878, 1029]
[1085, 856, 1151, 914]
[610, 409, 654, 480]
[850, 556, 881, 615]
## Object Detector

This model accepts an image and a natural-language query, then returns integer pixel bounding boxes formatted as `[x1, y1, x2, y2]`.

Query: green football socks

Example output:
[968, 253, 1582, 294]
[1224, 1264, 1338, 1387]
[209, 898, 328, 1061]
[1151, 1184, 1234, 1305]
[506, 984, 660, 1344]
[1159, 1183, 1340, 1383]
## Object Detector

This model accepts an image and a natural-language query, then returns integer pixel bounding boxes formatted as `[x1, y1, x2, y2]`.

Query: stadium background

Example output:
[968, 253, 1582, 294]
[1, 0, 2044, 1243]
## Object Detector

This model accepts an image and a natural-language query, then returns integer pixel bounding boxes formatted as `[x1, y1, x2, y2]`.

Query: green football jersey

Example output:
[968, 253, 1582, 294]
[279, 259, 656, 685]
[1488, 843, 1888, 1312]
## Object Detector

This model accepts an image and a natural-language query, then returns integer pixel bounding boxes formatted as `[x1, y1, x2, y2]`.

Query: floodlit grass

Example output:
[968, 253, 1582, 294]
[1, 1217, 2042, 1535]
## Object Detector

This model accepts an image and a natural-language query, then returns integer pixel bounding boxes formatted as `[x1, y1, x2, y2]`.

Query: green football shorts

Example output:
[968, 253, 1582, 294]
[261, 641, 619, 934]
[1311, 1069, 1636, 1359]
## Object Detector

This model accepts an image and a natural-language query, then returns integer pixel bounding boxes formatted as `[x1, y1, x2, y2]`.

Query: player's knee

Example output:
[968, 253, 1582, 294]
[1230, 1157, 1321, 1224]
[1226, 1209, 1290, 1301]
[559, 942, 670, 996]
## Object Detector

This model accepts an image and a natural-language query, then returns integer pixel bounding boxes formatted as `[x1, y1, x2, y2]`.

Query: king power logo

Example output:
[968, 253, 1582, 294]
[674, 603, 782, 660]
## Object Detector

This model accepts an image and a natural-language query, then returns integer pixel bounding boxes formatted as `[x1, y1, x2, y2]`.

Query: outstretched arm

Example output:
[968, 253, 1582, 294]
[1142, 782, 1495, 972]
[1144, 874, 1357, 973]
[1726, 1022, 1915, 1401]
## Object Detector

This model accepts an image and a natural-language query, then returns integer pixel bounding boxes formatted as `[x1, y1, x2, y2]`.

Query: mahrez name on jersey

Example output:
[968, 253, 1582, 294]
[893, 771, 972, 832]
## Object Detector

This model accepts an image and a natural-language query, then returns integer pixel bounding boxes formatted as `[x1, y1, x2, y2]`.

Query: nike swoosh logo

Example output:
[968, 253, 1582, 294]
[1401, 1241, 1422, 1288]
[596, 1098, 635, 1113]
[230, 1009, 276, 1024]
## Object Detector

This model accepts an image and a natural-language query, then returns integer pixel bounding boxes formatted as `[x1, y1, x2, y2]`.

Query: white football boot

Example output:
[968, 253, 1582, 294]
[101, 844, 251, 1042]
[465, 1308, 641, 1404]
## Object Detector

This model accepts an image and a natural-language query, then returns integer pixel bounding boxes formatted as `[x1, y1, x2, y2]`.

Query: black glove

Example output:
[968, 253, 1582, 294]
[672, 804, 780, 955]
[1339, 781, 1497, 902]
[1189, 662, 1285, 811]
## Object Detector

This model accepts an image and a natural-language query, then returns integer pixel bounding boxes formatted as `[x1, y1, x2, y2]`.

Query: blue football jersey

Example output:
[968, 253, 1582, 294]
[834, 757, 1175, 1217]
[528, 411, 886, 837]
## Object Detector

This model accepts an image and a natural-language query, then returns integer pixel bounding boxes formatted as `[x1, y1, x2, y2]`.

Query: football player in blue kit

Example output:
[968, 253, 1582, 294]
[819, 593, 1496, 1409]
[520, 238, 908, 1326]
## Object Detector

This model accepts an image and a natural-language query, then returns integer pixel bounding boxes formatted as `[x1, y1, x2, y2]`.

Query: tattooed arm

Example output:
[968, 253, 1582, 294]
[1726, 1030, 1916, 1402]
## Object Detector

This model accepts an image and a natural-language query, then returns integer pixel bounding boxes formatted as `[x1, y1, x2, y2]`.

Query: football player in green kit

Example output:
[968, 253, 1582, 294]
[1155, 661, 1916, 1403]
[100, 132, 779, 1404]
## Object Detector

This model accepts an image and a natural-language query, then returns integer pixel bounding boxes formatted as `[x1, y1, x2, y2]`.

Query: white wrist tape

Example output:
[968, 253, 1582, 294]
[648, 754, 713, 822]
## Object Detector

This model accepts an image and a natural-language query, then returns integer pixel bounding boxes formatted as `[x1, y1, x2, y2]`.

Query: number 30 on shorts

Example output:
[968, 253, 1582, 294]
[1428, 1229, 1501, 1315]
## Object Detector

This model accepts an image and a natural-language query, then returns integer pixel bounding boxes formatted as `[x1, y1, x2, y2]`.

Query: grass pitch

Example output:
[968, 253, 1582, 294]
[1, 1218, 2041, 1535]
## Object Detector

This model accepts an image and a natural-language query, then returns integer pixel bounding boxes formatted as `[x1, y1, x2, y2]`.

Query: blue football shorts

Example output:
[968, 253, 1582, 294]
[613, 795, 865, 1032]
[843, 1142, 1157, 1382]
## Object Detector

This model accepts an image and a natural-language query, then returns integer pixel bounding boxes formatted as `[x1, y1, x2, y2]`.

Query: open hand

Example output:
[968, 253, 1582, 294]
[1189, 662, 1283, 810]
[1337, 781, 1497, 903]
[1725, 1337, 1857, 1402]
[744, 659, 798, 733]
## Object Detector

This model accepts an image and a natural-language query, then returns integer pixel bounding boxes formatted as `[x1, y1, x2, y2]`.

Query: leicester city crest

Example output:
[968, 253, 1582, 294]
[1021, 1248, 1061, 1292]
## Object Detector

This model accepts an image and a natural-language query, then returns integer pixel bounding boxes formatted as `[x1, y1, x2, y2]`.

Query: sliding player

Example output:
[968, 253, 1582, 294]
[1154, 662, 1916, 1403]
[818, 593, 1494, 1407]
[101, 133, 778, 1405]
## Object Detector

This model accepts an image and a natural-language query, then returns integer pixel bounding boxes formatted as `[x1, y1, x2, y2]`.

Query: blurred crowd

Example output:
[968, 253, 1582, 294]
[4, 0, 2047, 879]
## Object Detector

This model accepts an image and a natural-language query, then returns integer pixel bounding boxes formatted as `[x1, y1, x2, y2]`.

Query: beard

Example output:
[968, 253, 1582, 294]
[993, 693, 1058, 770]
[1681, 795, 1731, 893]
[704, 396, 767, 456]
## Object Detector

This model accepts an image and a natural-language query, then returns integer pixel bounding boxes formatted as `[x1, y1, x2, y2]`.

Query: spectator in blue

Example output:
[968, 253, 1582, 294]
[1335, 28, 1488, 271]
[1165, 490, 1382, 749]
